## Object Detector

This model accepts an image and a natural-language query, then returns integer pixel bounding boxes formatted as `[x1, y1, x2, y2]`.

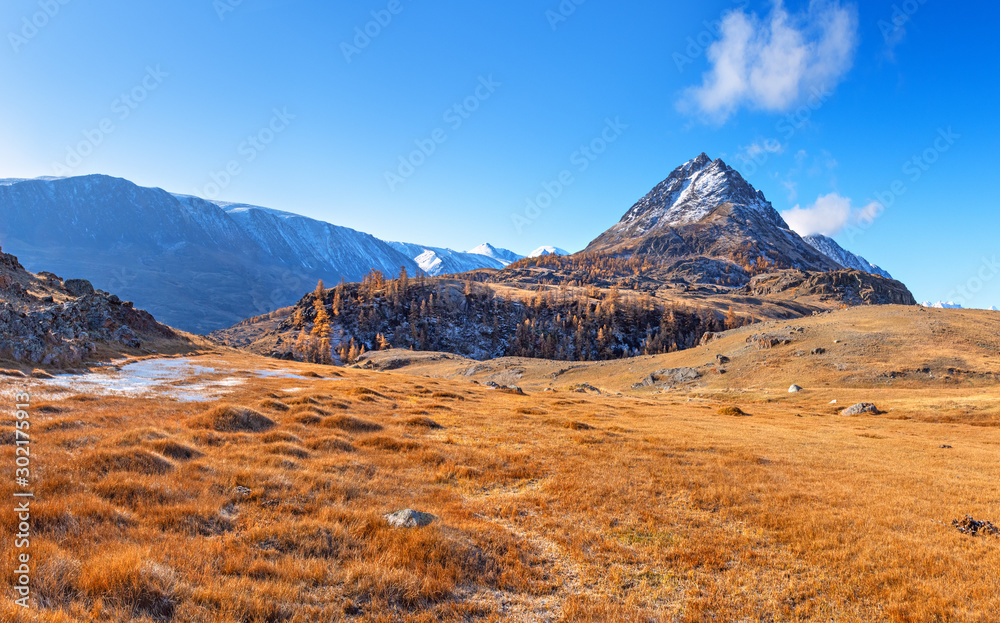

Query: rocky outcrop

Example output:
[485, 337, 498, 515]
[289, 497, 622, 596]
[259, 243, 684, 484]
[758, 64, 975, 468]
[738, 270, 916, 307]
[0, 247, 178, 366]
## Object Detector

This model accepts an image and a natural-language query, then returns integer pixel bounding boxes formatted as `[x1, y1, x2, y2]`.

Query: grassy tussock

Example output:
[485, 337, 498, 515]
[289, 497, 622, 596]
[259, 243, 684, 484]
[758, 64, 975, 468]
[190, 404, 275, 433]
[321, 415, 383, 433]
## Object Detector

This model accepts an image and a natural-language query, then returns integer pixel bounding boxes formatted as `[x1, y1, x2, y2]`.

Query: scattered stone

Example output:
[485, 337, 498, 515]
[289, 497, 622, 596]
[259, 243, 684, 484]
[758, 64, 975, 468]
[234, 486, 252, 496]
[952, 515, 998, 537]
[939, 445, 952, 449]
[811, 348, 827, 355]
[829, 400, 838, 404]
[841, 402, 882, 416]
[384, 509, 436, 528]
[834, 340, 841, 344]
[699, 332, 722, 346]
[789, 385, 803, 393]
[570, 383, 601, 395]
[716, 354, 730, 364]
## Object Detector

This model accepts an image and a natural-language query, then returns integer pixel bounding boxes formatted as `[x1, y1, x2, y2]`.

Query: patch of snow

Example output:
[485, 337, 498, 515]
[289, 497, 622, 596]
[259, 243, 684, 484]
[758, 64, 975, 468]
[921, 301, 964, 309]
[803, 234, 892, 279]
[39, 358, 313, 402]
[528, 246, 569, 258]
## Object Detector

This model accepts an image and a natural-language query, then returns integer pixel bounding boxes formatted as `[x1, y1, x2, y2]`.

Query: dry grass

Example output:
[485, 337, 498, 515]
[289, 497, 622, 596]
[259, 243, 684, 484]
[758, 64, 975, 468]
[189, 404, 275, 433]
[3, 317, 1000, 621]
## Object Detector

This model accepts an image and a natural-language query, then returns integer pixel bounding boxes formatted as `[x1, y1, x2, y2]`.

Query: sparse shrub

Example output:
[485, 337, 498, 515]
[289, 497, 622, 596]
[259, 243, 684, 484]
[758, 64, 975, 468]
[565, 421, 594, 431]
[718, 406, 749, 416]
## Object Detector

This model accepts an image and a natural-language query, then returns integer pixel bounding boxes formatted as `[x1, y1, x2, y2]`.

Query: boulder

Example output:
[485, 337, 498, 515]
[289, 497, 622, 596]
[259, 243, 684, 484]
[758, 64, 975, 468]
[789, 385, 802, 393]
[64, 279, 95, 297]
[384, 509, 436, 528]
[841, 402, 881, 416]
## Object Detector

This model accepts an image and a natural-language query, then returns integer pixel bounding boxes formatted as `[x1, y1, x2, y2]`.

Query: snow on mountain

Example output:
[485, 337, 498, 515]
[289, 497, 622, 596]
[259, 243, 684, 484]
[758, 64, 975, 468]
[528, 246, 569, 258]
[467, 243, 523, 266]
[803, 234, 892, 279]
[0, 175, 421, 333]
[922, 301, 964, 309]
[388, 241, 509, 276]
[989, 306, 999, 311]
[614, 153, 786, 234]
[583, 154, 842, 278]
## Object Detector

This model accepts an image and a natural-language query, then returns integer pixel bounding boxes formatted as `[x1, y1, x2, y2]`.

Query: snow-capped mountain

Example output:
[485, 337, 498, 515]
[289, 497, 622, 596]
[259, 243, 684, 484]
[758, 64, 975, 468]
[387, 242, 511, 276]
[467, 243, 523, 266]
[922, 301, 964, 309]
[0, 175, 419, 333]
[803, 234, 892, 279]
[584, 154, 862, 280]
[990, 306, 999, 311]
[528, 246, 570, 258]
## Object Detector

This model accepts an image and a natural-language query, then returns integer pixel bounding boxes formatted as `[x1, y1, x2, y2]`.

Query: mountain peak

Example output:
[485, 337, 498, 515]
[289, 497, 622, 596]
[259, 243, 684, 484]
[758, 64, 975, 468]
[606, 153, 784, 238]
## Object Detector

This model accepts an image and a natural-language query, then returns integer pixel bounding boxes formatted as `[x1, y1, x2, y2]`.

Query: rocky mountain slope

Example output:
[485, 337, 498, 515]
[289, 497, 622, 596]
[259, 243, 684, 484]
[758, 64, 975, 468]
[584, 154, 845, 278]
[803, 234, 891, 278]
[0, 176, 536, 333]
[0, 246, 180, 367]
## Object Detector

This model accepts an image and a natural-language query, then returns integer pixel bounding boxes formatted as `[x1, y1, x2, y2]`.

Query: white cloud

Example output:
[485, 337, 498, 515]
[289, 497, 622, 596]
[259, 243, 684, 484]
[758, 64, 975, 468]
[738, 138, 785, 161]
[680, 0, 858, 123]
[781, 192, 880, 237]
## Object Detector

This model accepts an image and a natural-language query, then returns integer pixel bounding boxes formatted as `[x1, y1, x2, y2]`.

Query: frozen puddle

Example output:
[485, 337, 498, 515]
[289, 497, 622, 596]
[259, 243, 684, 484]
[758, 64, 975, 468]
[41, 358, 314, 402]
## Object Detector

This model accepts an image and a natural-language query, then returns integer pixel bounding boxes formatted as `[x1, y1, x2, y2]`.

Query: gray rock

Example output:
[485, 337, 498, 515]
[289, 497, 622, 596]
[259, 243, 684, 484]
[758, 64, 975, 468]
[384, 509, 436, 528]
[64, 279, 95, 297]
[841, 402, 881, 416]
[789, 385, 803, 393]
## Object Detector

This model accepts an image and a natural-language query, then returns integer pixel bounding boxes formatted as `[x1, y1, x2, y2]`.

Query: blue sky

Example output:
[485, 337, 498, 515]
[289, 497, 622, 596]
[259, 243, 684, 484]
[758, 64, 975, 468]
[1, 0, 997, 307]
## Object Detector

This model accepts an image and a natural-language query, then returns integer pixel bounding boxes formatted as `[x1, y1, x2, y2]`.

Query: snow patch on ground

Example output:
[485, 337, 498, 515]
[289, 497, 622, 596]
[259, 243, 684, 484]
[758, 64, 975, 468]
[39, 358, 314, 402]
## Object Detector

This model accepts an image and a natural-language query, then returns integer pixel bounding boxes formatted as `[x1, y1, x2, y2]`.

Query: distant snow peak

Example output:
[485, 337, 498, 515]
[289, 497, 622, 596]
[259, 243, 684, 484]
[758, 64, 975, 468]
[528, 246, 569, 258]
[466, 243, 523, 266]
[922, 301, 964, 309]
[989, 306, 999, 311]
[803, 234, 891, 279]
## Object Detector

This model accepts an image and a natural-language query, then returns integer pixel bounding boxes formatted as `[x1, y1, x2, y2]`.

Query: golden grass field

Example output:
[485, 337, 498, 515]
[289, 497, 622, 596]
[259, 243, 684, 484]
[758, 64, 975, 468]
[2, 305, 1000, 622]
